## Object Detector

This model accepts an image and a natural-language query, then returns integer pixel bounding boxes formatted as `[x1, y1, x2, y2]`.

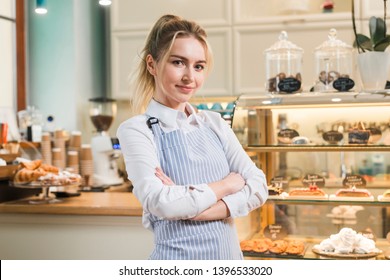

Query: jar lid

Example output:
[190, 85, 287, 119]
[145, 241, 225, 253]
[315, 28, 352, 52]
[264, 31, 303, 53]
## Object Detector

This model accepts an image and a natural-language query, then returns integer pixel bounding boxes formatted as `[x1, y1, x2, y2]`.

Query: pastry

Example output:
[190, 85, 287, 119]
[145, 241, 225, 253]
[38, 170, 81, 185]
[313, 227, 377, 255]
[13, 168, 46, 183]
[268, 185, 283, 195]
[40, 163, 59, 174]
[285, 240, 305, 255]
[268, 240, 288, 254]
[382, 189, 390, 198]
[335, 186, 371, 197]
[20, 159, 42, 170]
[252, 238, 273, 253]
[288, 185, 326, 197]
[240, 240, 255, 251]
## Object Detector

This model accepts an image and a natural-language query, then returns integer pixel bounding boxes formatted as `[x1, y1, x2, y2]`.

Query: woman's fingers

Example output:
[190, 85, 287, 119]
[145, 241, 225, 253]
[155, 167, 174, 185]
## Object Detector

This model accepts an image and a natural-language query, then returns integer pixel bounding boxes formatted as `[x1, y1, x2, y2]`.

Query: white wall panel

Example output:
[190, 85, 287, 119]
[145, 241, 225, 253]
[360, 0, 390, 19]
[0, 0, 14, 18]
[111, 0, 232, 31]
[233, 0, 353, 24]
[198, 28, 233, 97]
[111, 31, 148, 100]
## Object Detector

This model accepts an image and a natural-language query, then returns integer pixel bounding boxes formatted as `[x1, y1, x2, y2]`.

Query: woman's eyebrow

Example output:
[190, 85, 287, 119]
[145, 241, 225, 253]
[170, 54, 206, 64]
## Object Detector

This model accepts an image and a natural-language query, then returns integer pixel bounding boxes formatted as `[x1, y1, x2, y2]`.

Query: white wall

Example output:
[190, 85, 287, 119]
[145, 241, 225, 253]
[0, 0, 15, 110]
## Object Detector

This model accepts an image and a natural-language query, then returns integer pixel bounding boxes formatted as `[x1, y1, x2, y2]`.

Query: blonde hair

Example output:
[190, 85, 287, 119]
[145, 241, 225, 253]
[128, 14, 213, 116]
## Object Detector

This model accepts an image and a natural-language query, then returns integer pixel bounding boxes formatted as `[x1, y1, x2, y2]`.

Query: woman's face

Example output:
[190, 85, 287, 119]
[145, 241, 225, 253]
[149, 36, 207, 111]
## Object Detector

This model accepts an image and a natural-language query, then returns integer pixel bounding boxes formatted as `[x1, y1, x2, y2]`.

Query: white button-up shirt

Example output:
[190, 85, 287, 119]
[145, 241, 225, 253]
[117, 99, 268, 230]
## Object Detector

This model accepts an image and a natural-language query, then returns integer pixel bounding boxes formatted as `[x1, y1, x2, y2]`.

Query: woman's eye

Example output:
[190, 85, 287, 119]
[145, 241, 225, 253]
[172, 60, 184, 66]
[195, 64, 205, 71]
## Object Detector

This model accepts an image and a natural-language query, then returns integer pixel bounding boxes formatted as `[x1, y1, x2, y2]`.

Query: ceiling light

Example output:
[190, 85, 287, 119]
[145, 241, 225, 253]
[35, 0, 47, 14]
[99, 0, 112, 6]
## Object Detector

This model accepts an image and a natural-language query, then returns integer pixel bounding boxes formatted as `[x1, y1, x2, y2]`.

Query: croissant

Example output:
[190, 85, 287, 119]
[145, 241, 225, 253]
[21, 159, 42, 170]
[40, 164, 59, 174]
[14, 168, 47, 184]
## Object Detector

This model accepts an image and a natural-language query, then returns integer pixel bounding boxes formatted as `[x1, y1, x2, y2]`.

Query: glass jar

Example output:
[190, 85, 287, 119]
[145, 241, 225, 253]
[264, 31, 304, 94]
[313, 28, 354, 92]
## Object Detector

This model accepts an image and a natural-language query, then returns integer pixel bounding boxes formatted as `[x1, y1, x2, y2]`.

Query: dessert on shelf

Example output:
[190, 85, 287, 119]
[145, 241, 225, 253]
[312, 227, 381, 257]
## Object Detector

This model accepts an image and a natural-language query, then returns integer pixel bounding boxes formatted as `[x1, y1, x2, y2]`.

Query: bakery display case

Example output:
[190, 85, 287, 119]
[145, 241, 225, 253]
[231, 91, 390, 259]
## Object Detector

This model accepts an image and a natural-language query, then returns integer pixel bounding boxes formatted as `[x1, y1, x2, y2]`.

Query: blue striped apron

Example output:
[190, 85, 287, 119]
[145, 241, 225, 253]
[147, 117, 243, 260]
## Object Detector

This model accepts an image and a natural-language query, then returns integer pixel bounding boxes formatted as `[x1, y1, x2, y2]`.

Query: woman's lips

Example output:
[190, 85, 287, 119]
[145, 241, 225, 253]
[176, 85, 194, 93]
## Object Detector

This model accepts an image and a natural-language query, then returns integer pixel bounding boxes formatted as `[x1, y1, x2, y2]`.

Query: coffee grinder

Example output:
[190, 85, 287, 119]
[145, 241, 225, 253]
[89, 97, 123, 186]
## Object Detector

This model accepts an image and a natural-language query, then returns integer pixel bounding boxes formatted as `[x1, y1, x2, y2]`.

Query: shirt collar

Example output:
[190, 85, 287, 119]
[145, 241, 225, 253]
[145, 99, 197, 128]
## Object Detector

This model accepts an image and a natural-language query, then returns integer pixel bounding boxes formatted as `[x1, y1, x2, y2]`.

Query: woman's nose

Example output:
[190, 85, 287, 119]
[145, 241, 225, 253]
[182, 68, 194, 82]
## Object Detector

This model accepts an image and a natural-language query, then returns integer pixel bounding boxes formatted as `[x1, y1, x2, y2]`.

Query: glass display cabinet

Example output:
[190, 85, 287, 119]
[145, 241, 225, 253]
[232, 91, 390, 259]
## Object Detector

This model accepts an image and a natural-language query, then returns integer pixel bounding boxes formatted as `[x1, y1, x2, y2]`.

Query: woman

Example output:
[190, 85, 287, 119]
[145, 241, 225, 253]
[117, 14, 268, 260]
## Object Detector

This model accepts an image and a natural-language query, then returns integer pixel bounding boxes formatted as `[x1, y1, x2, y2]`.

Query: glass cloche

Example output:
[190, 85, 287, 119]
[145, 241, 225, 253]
[264, 31, 304, 94]
[313, 28, 355, 92]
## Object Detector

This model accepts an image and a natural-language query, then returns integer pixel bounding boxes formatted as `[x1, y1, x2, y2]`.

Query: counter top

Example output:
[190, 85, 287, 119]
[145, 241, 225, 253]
[0, 192, 143, 216]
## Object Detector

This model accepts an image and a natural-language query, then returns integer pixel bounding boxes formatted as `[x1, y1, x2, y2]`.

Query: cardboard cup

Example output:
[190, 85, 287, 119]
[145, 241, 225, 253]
[67, 151, 79, 165]
[69, 131, 82, 149]
[41, 132, 51, 141]
[80, 144, 93, 161]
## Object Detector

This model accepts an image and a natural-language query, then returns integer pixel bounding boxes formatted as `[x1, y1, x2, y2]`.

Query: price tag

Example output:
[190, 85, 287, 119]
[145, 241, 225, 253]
[277, 129, 299, 144]
[278, 77, 301, 93]
[342, 174, 367, 187]
[322, 130, 343, 144]
[270, 176, 289, 188]
[333, 77, 355, 91]
[263, 224, 287, 240]
[302, 173, 325, 187]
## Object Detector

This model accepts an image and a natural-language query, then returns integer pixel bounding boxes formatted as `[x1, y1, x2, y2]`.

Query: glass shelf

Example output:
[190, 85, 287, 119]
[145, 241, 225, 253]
[245, 145, 390, 152]
[268, 197, 390, 206]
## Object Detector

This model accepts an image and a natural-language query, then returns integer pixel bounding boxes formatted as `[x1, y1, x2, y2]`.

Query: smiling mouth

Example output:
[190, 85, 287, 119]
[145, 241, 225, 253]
[176, 85, 195, 93]
[176, 85, 194, 90]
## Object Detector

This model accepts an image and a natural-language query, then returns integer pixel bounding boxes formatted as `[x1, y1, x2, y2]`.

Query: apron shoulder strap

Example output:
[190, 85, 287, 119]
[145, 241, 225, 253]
[146, 116, 163, 136]
[147, 117, 159, 128]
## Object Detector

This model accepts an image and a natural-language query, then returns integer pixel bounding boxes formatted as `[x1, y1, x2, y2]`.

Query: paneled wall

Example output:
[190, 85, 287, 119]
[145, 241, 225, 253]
[110, 0, 374, 99]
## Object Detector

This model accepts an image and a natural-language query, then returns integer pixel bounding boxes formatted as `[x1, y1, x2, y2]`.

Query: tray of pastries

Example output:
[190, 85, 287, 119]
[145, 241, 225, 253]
[312, 228, 382, 259]
[240, 238, 306, 258]
[10, 159, 81, 187]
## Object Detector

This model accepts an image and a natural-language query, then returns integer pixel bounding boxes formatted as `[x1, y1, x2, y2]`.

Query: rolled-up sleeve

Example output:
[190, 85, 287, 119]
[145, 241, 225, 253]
[117, 117, 217, 222]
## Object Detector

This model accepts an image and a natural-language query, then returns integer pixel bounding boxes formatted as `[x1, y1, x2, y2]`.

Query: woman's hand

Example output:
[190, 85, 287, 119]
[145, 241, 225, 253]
[208, 172, 246, 200]
[222, 172, 246, 193]
[155, 167, 174, 186]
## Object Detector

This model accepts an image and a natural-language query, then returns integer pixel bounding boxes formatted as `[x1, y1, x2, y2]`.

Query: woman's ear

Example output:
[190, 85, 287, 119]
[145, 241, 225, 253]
[146, 54, 156, 76]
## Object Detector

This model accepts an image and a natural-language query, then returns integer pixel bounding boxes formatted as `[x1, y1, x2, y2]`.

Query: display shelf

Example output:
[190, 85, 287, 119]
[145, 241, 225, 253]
[267, 197, 390, 206]
[233, 91, 390, 260]
[245, 145, 390, 152]
[243, 241, 389, 260]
